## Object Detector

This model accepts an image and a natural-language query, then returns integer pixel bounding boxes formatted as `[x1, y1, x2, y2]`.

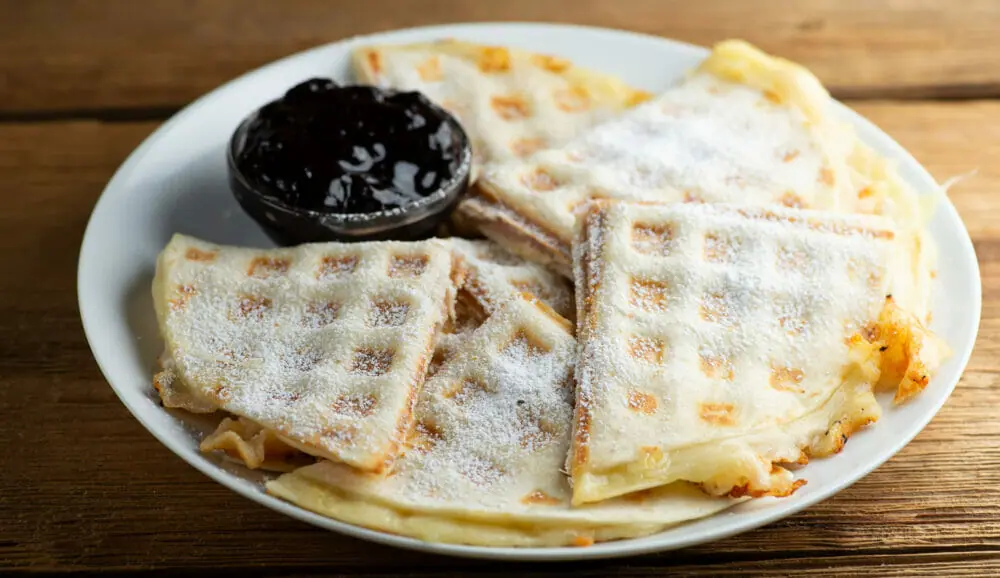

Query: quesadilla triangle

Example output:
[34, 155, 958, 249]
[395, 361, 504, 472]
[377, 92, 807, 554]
[267, 294, 738, 547]
[152, 233, 455, 473]
[570, 201, 947, 505]
[464, 39, 932, 280]
[352, 39, 652, 177]
[190, 237, 575, 474]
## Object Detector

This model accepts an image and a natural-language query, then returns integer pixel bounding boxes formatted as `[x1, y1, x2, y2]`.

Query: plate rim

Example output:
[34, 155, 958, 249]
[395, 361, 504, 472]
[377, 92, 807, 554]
[77, 21, 982, 562]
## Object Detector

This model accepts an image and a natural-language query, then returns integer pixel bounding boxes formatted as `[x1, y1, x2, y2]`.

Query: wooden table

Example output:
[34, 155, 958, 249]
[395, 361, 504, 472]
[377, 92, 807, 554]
[2, 1, 998, 575]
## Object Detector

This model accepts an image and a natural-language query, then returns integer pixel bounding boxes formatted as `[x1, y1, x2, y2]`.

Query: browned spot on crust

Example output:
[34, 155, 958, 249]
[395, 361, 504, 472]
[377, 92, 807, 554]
[388, 255, 428, 278]
[703, 233, 733, 263]
[531, 54, 571, 73]
[235, 295, 272, 321]
[478, 46, 511, 72]
[627, 335, 665, 364]
[861, 322, 881, 343]
[626, 90, 653, 107]
[185, 248, 216, 262]
[700, 355, 735, 381]
[764, 89, 783, 104]
[521, 489, 561, 505]
[782, 150, 800, 163]
[572, 391, 593, 468]
[510, 279, 543, 299]
[818, 167, 836, 186]
[626, 389, 658, 414]
[858, 186, 873, 199]
[270, 390, 301, 404]
[522, 292, 573, 334]
[366, 50, 382, 75]
[629, 278, 669, 311]
[445, 377, 488, 403]
[779, 310, 808, 335]
[248, 256, 291, 279]
[699, 402, 736, 425]
[406, 419, 443, 455]
[502, 328, 550, 357]
[728, 478, 806, 498]
[331, 393, 378, 417]
[572, 536, 595, 547]
[416, 56, 442, 81]
[210, 383, 233, 402]
[303, 301, 340, 327]
[367, 299, 410, 327]
[770, 365, 805, 393]
[553, 85, 591, 112]
[780, 192, 806, 209]
[169, 284, 197, 311]
[511, 137, 546, 158]
[631, 223, 673, 255]
[318, 255, 358, 279]
[790, 450, 810, 465]
[521, 168, 560, 192]
[820, 414, 879, 456]
[350, 348, 394, 376]
[699, 293, 730, 323]
[491, 94, 531, 120]
[639, 446, 664, 464]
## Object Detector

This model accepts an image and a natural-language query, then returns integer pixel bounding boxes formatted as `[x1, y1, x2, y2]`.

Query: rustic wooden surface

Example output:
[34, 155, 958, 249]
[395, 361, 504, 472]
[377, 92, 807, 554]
[1, 1, 998, 575]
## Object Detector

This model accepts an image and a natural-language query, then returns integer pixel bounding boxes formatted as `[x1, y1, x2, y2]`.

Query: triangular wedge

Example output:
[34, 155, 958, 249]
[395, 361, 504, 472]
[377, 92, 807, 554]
[191, 238, 575, 472]
[570, 201, 947, 504]
[352, 39, 651, 178]
[152, 234, 455, 473]
[463, 39, 930, 279]
[267, 294, 737, 547]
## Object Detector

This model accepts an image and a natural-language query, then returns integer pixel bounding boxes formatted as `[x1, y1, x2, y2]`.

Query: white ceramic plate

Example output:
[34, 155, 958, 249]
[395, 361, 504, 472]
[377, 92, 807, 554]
[78, 23, 980, 561]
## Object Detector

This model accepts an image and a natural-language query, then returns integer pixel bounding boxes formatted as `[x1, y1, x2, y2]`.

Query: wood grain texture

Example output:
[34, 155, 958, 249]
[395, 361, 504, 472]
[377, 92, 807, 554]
[3, 0, 1000, 113]
[0, 102, 997, 574]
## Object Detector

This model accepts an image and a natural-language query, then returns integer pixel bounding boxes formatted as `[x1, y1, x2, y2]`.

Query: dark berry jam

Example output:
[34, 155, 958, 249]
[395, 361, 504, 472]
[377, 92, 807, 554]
[234, 78, 466, 214]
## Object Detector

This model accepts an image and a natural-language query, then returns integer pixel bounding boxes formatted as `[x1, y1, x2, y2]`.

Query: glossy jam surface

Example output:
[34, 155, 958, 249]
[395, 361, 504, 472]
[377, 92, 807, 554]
[235, 78, 465, 214]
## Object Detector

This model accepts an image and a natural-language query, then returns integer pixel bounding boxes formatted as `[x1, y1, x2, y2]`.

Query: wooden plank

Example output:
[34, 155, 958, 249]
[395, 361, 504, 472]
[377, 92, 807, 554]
[3, 0, 1000, 113]
[0, 104, 997, 573]
[852, 101, 1000, 373]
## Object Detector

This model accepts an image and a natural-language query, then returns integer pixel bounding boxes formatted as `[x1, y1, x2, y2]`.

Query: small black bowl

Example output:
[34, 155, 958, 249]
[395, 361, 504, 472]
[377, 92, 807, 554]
[226, 95, 472, 246]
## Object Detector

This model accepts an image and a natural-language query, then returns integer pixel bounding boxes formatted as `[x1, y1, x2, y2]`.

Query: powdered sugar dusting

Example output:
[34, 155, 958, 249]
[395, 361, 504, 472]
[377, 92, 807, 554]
[155, 234, 454, 470]
[321, 295, 578, 506]
[478, 68, 852, 247]
[571, 201, 895, 492]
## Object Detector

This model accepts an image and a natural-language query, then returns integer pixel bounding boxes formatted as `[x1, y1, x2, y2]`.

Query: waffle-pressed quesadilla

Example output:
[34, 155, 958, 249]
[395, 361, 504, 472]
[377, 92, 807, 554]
[190, 238, 574, 471]
[267, 294, 737, 547]
[352, 39, 651, 178]
[463, 39, 931, 280]
[570, 200, 947, 504]
[152, 234, 455, 472]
